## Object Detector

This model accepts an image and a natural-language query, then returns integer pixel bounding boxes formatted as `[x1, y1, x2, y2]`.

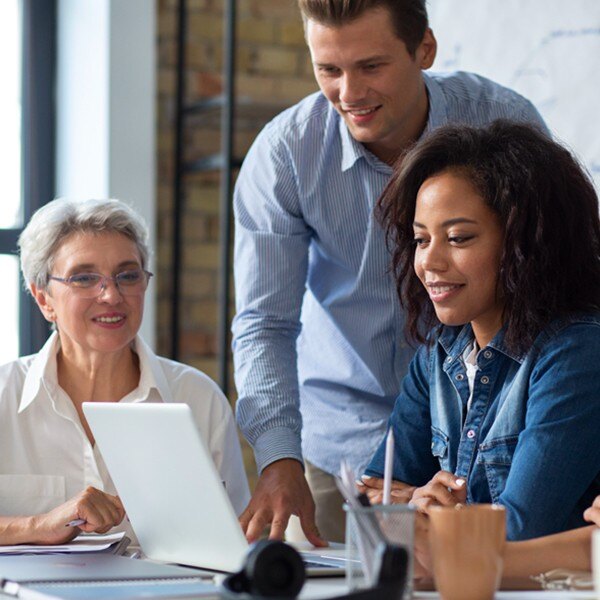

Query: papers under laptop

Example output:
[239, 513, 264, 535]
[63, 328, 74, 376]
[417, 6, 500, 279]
[83, 403, 346, 576]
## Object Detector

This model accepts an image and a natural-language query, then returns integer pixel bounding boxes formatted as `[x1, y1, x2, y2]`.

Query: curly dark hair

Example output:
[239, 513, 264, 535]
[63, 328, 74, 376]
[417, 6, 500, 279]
[377, 120, 600, 354]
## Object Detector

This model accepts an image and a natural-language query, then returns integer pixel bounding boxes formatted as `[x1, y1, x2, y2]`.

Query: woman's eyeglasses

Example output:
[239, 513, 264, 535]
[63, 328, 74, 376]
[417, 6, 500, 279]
[49, 269, 153, 298]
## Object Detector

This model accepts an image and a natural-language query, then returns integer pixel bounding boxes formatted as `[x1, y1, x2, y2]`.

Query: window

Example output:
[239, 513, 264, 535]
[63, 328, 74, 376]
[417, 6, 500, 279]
[0, 0, 56, 361]
[0, 1, 23, 362]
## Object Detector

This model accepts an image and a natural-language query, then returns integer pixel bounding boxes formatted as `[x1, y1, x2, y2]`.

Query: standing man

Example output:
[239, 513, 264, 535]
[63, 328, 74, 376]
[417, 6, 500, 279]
[232, 0, 547, 544]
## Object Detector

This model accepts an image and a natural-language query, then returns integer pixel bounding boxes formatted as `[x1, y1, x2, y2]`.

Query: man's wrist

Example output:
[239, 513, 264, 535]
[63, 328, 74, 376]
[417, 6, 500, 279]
[253, 426, 303, 474]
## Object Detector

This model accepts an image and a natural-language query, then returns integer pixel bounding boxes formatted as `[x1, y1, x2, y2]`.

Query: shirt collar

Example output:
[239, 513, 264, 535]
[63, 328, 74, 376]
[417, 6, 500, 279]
[18, 333, 173, 413]
[131, 335, 174, 403]
[19, 332, 61, 413]
[438, 324, 525, 365]
[422, 72, 450, 133]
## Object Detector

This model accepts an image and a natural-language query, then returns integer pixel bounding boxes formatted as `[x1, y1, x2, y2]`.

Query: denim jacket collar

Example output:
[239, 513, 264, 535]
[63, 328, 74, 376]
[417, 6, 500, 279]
[437, 323, 526, 366]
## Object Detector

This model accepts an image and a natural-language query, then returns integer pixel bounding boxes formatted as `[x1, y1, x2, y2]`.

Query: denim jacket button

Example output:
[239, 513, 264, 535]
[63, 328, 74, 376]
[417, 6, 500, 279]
[480, 375, 490, 384]
[456, 373, 465, 381]
[483, 350, 493, 359]
[467, 429, 476, 439]
[446, 356, 453, 363]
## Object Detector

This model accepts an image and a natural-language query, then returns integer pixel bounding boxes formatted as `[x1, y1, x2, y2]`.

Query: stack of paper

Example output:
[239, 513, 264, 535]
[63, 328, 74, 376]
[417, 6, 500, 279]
[0, 532, 129, 555]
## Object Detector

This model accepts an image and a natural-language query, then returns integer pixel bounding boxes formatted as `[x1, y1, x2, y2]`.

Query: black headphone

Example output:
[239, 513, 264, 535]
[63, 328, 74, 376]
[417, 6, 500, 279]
[220, 540, 408, 600]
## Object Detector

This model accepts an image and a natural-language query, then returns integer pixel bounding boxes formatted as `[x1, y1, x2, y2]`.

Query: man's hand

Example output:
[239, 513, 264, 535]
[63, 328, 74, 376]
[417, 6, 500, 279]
[30, 487, 126, 545]
[584, 495, 600, 526]
[239, 459, 326, 547]
[357, 475, 416, 505]
[410, 471, 466, 514]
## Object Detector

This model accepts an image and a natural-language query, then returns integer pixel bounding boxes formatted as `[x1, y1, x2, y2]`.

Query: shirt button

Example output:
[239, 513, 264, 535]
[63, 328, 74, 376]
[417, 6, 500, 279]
[483, 350, 493, 359]
[446, 356, 453, 363]
[467, 429, 476, 439]
[455, 373, 465, 381]
[480, 375, 490, 384]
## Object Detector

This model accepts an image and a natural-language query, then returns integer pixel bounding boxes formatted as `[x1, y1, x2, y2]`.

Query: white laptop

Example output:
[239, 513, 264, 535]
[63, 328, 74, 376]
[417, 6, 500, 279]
[83, 403, 346, 575]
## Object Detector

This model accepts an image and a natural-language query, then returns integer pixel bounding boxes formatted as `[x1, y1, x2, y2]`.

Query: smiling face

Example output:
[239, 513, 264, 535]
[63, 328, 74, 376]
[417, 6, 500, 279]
[32, 231, 145, 359]
[413, 170, 505, 348]
[306, 7, 436, 164]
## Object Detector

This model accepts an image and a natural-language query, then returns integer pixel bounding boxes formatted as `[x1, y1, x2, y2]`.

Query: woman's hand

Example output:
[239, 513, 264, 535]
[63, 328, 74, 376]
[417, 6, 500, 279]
[410, 471, 466, 514]
[357, 476, 416, 505]
[412, 511, 433, 579]
[30, 487, 125, 544]
[584, 495, 600, 526]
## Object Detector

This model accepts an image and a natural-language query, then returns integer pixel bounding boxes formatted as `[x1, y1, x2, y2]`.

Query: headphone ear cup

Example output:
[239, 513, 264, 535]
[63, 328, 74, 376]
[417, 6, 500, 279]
[244, 540, 305, 598]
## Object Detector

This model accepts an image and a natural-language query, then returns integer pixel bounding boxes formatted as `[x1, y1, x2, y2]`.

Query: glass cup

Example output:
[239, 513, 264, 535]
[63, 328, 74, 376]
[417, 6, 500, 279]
[345, 503, 415, 599]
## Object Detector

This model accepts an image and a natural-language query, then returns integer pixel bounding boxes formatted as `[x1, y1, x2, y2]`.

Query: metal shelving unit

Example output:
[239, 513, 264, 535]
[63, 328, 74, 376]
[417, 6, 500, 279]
[172, 0, 238, 396]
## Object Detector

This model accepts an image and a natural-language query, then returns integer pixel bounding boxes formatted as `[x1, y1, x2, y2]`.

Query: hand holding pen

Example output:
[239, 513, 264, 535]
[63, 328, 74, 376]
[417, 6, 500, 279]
[28, 487, 125, 545]
[358, 429, 416, 505]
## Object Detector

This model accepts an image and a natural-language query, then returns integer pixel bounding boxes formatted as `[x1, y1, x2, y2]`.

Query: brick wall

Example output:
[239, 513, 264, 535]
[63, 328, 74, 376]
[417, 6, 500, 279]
[156, 0, 318, 485]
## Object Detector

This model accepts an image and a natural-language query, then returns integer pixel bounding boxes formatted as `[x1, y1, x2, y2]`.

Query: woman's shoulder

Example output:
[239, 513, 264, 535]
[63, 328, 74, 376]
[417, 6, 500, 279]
[525, 311, 600, 366]
[0, 355, 37, 404]
[535, 312, 600, 345]
[153, 355, 232, 416]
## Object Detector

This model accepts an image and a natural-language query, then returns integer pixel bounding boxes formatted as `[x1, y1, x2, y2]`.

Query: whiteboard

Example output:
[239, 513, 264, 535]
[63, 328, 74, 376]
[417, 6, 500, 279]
[428, 0, 600, 190]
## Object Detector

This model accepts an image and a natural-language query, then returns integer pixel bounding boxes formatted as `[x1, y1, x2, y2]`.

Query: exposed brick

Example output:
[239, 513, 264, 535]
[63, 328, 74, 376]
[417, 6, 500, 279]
[237, 17, 276, 44]
[236, 74, 277, 101]
[188, 358, 218, 381]
[187, 186, 220, 214]
[278, 20, 305, 47]
[180, 330, 217, 355]
[247, 0, 300, 20]
[188, 12, 223, 41]
[183, 242, 220, 269]
[189, 300, 220, 328]
[274, 76, 318, 103]
[157, 69, 177, 95]
[181, 271, 216, 299]
[254, 46, 299, 75]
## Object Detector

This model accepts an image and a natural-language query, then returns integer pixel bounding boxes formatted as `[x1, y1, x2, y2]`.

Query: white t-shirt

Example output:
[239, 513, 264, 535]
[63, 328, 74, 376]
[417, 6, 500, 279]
[0, 333, 250, 519]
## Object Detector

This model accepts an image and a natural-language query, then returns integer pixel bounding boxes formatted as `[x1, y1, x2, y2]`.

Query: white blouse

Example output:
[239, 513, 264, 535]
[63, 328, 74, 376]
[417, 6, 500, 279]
[0, 333, 250, 519]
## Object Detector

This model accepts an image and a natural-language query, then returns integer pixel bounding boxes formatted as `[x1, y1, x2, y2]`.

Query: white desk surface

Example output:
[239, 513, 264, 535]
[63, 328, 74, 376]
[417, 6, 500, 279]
[299, 579, 595, 599]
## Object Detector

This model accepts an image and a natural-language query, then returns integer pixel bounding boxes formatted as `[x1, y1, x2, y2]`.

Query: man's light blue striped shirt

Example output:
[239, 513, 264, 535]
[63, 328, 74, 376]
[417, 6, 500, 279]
[232, 71, 547, 477]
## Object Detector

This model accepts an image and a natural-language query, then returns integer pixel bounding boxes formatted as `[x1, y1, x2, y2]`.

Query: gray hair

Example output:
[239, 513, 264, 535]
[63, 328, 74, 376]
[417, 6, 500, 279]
[18, 198, 150, 290]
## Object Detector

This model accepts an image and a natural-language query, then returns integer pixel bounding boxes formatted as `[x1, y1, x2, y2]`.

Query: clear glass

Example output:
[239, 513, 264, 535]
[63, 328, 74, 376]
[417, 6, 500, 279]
[0, 0, 23, 228]
[0, 255, 21, 364]
[345, 503, 415, 599]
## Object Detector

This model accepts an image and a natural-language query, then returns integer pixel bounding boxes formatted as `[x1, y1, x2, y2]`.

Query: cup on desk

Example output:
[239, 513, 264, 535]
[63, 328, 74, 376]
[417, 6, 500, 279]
[428, 504, 505, 600]
[344, 503, 415, 599]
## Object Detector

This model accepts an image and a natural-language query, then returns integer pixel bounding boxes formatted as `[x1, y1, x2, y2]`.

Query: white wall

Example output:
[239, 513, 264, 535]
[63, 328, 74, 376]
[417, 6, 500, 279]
[56, 0, 157, 347]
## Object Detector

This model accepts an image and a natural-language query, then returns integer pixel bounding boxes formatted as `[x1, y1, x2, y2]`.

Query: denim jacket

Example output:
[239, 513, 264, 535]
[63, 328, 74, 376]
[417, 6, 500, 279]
[365, 313, 600, 540]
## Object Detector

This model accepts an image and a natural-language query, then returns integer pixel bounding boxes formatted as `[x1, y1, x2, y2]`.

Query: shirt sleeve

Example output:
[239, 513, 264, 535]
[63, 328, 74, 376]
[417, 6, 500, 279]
[364, 344, 439, 485]
[516, 99, 551, 137]
[232, 126, 311, 474]
[208, 399, 251, 517]
[497, 322, 600, 540]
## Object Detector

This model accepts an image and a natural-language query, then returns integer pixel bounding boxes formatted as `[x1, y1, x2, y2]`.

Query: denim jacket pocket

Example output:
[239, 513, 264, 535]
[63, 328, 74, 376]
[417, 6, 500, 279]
[477, 435, 519, 502]
[431, 426, 450, 472]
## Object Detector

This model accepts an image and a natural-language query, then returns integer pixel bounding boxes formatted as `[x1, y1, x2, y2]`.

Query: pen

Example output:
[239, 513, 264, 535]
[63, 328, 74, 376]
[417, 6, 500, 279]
[65, 518, 86, 527]
[383, 428, 394, 506]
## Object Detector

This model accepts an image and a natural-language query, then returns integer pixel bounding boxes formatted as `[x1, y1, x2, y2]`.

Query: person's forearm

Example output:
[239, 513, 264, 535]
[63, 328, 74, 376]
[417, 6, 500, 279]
[503, 525, 593, 579]
[0, 515, 37, 545]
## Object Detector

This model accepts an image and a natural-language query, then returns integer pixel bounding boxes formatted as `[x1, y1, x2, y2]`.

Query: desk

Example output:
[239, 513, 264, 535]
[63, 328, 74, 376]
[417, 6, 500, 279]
[298, 579, 595, 600]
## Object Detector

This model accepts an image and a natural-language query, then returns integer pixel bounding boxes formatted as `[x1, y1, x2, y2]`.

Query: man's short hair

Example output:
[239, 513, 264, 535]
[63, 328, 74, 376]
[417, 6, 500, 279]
[298, 0, 429, 56]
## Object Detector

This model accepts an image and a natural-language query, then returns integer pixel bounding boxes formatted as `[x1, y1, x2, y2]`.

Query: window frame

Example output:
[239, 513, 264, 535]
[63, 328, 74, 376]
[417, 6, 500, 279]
[0, 0, 57, 356]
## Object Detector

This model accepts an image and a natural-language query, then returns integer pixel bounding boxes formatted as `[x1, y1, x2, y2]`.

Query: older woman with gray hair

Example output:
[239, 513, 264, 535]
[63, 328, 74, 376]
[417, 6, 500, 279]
[0, 198, 249, 545]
